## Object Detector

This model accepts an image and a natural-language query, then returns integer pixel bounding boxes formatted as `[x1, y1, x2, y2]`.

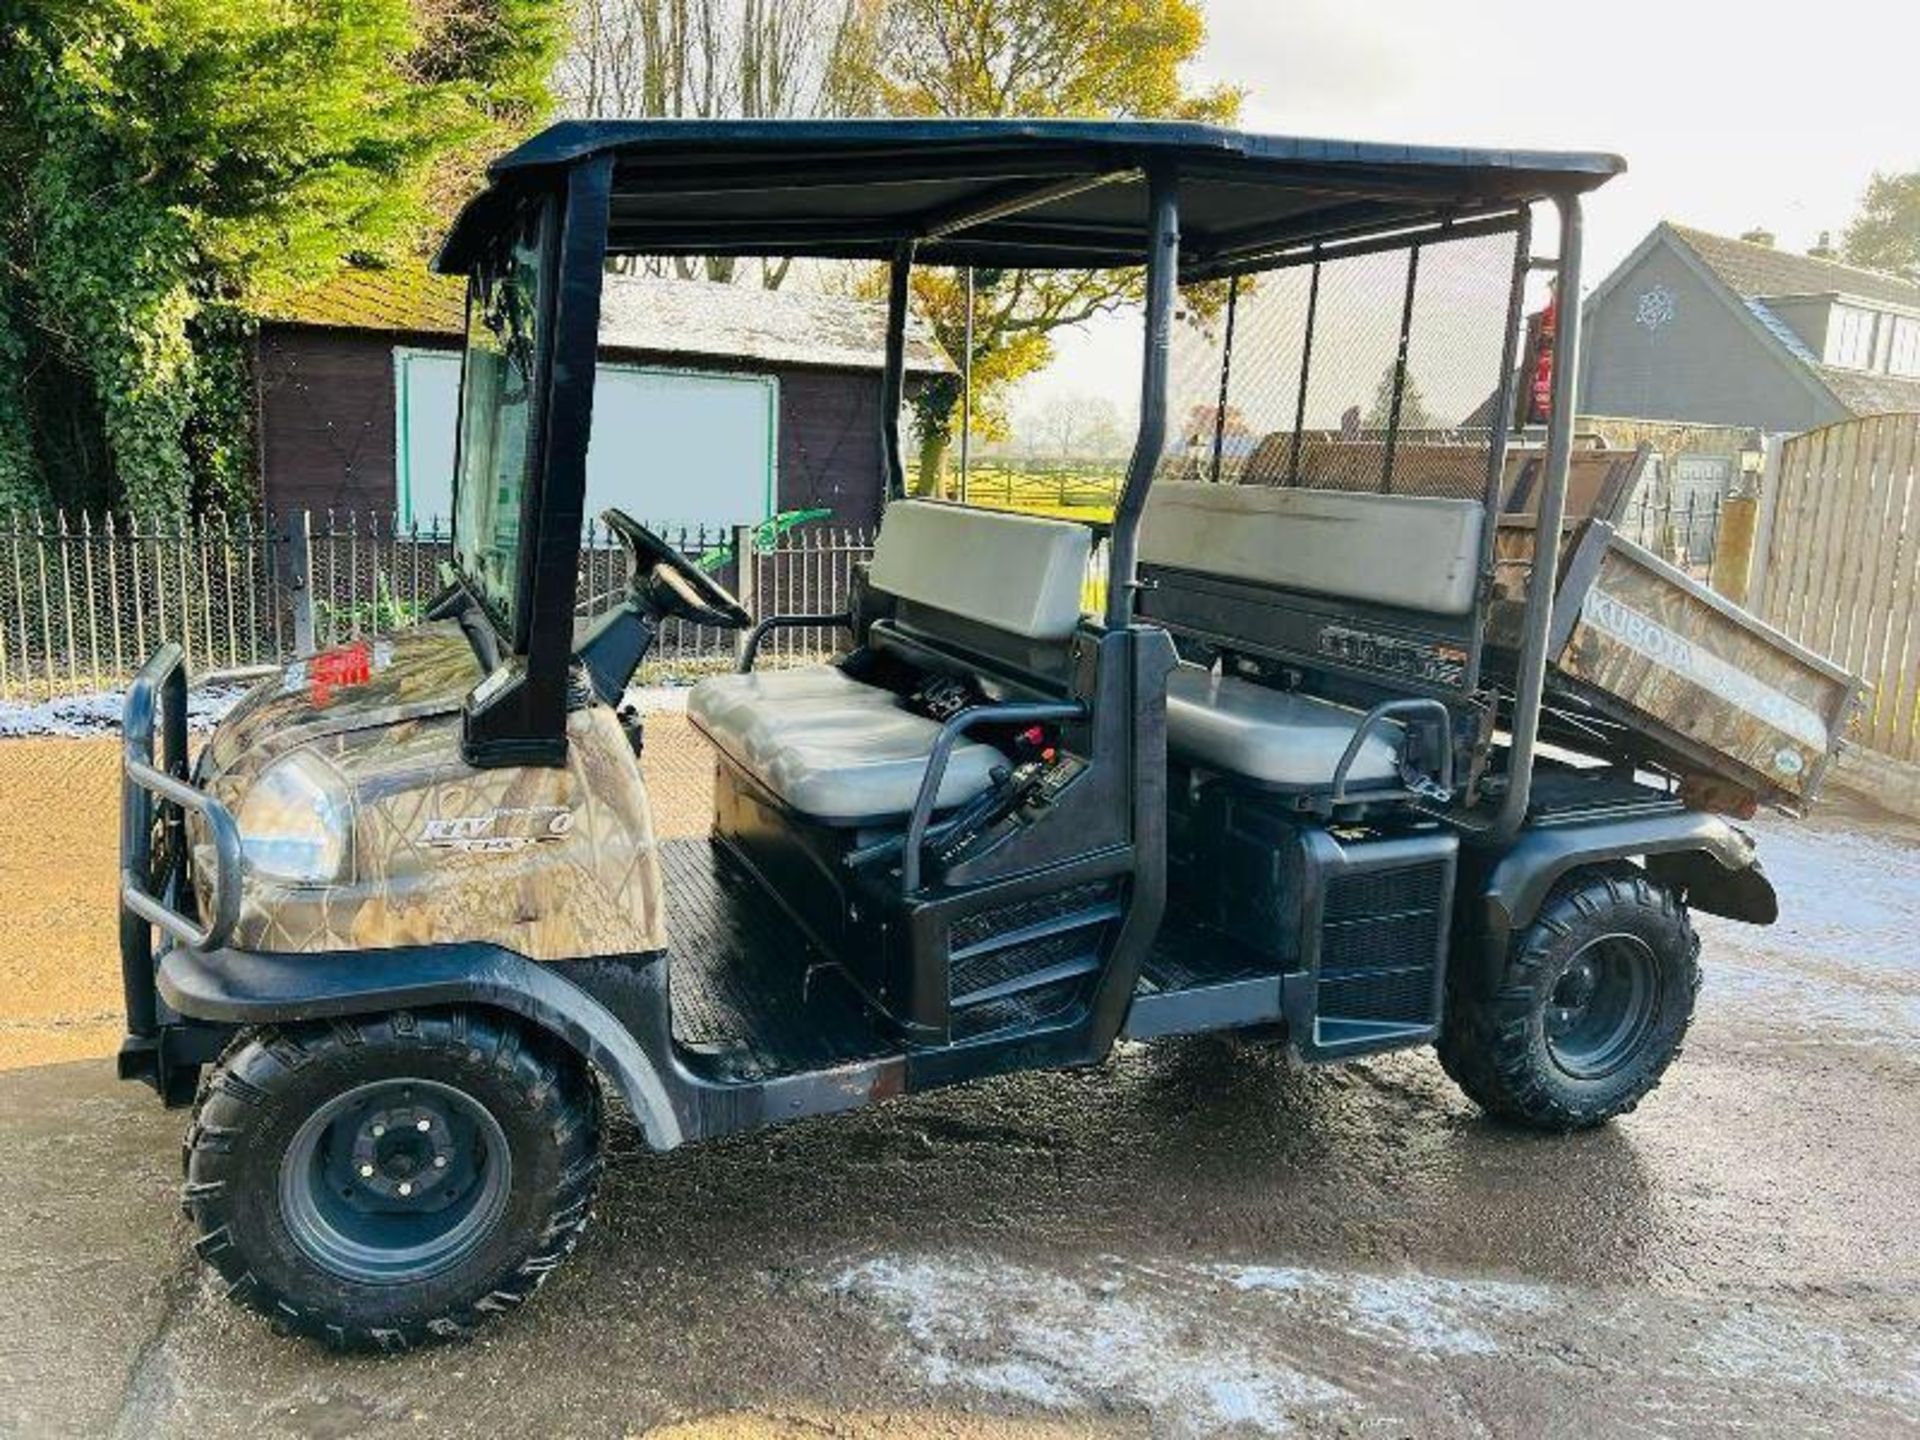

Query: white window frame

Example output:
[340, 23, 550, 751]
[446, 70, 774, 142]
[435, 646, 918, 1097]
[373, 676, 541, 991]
[1828, 304, 1875, 370]
[1890, 316, 1920, 379]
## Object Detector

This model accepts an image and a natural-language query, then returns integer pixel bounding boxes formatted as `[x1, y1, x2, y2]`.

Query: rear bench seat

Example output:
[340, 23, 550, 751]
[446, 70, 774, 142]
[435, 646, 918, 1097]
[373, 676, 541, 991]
[1165, 664, 1401, 789]
[1141, 481, 1484, 793]
[687, 503, 1091, 825]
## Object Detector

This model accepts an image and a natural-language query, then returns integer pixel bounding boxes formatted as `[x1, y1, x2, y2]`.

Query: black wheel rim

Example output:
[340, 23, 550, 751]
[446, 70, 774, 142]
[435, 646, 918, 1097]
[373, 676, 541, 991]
[1543, 934, 1661, 1081]
[280, 1078, 511, 1285]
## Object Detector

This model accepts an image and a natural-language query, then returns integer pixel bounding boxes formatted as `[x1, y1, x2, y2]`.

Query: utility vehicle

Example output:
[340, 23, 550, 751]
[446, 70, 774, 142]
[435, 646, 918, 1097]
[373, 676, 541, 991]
[115, 120, 1860, 1348]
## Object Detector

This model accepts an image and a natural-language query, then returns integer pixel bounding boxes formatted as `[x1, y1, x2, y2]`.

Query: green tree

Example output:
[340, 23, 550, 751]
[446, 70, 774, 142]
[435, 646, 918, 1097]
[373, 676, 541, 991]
[1842, 171, 1920, 282]
[0, 0, 562, 514]
[1364, 363, 1436, 433]
[870, 0, 1240, 492]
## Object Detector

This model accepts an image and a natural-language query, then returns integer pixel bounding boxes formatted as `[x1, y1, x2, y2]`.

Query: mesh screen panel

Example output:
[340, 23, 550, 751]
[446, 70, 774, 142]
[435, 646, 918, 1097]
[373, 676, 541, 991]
[1157, 224, 1525, 501]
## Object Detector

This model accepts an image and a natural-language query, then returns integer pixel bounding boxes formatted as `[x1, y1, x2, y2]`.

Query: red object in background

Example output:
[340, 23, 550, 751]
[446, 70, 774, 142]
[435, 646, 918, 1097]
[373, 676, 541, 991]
[1526, 290, 1558, 425]
[308, 640, 373, 706]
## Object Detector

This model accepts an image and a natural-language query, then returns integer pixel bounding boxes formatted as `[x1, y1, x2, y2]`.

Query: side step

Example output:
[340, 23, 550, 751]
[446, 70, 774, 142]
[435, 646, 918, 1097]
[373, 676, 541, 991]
[946, 886, 1119, 1038]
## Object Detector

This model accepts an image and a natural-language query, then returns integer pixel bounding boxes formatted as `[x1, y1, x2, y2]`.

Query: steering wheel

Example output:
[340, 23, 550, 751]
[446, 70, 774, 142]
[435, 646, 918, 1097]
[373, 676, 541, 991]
[601, 509, 753, 630]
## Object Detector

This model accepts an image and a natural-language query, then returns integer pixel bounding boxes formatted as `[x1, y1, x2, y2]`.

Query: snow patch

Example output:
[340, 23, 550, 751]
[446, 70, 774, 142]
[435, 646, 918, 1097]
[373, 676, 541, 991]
[834, 1255, 1347, 1434]
[0, 685, 249, 739]
[1210, 1263, 1550, 1357]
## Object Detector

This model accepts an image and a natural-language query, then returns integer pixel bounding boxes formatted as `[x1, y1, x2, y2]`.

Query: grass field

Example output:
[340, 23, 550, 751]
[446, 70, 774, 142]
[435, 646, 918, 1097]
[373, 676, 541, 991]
[956, 459, 1124, 523]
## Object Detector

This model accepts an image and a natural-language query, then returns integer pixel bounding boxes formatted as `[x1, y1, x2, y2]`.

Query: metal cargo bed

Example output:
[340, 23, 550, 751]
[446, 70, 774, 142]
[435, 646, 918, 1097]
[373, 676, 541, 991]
[1489, 516, 1864, 813]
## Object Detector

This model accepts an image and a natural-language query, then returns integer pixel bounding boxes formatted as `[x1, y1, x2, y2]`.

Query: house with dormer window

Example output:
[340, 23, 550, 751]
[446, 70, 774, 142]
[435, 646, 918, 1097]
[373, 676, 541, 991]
[1578, 222, 1920, 432]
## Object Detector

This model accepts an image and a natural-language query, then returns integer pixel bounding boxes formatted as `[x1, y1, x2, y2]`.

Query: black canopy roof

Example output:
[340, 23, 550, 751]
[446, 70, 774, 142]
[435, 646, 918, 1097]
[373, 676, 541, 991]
[438, 119, 1623, 276]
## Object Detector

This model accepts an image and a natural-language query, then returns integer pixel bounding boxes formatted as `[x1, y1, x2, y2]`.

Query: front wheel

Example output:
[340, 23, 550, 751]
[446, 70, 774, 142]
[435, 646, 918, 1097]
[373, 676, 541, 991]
[184, 1008, 601, 1349]
[1439, 866, 1700, 1131]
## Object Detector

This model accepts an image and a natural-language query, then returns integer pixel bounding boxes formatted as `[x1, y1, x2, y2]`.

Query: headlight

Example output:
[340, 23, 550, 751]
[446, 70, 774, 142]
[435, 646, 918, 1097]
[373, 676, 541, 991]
[235, 751, 351, 885]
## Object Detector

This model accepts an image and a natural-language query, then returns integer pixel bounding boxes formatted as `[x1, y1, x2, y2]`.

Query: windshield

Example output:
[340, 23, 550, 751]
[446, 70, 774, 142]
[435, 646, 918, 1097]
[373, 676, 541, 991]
[453, 198, 552, 638]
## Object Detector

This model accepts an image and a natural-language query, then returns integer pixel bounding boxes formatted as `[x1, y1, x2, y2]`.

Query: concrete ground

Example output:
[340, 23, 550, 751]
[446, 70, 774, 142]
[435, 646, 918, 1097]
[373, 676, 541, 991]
[1, 723, 1917, 1438]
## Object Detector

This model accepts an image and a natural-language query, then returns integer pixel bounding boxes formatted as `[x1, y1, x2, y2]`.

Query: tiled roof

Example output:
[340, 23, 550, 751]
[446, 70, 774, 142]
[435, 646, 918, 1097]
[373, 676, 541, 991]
[258, 265, 467, 335]
[1669, 224, 1920, 310]
[258, 264, 954, 375]
[1813, 365, 1920, 416]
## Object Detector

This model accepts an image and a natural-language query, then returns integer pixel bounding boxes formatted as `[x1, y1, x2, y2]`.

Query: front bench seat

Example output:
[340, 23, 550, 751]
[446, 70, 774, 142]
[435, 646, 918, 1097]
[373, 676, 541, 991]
[1166, 663, 1402, 791]
[688, 666, 1001, 825]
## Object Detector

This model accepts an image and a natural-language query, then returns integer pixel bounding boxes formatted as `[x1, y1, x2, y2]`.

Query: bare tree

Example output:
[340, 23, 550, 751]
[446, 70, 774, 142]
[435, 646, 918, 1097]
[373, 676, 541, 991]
[557, 0, 883, 284]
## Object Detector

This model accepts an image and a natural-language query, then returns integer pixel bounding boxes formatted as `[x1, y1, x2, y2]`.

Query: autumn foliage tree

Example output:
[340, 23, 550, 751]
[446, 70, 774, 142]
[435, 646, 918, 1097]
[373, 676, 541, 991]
[871, 0, 1239, 491]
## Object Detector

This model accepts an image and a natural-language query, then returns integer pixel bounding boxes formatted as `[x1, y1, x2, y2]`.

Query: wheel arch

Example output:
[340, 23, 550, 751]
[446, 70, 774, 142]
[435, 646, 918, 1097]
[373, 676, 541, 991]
[1477, 810, 1776, 955]
[158, 942, 686, 1151]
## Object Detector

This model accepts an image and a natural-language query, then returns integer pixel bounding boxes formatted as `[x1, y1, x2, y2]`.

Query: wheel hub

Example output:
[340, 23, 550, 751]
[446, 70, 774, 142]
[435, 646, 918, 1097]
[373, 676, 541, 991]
[280, 1078, 513, 1285]
[348, 1105, 457, 1205]
[1543, 935, 1662, 1081]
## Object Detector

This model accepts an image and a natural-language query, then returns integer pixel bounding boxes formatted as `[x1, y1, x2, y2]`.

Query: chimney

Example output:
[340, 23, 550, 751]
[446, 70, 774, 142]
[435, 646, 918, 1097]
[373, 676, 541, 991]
[1808, 230, 1836, 260]
[1739, 227, 1776, 248]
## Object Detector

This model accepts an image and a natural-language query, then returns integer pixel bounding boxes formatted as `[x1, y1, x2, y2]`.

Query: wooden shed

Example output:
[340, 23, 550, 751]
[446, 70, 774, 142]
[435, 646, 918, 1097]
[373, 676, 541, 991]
[250, 264, 953, 530]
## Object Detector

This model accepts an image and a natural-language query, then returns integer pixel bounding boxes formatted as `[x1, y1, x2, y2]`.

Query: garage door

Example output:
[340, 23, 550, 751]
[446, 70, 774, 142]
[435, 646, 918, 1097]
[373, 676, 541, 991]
[396, 348, 777, 531]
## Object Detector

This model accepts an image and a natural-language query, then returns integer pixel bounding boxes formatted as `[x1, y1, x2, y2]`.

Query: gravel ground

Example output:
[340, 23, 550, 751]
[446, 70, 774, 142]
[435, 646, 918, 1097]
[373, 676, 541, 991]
[0, 724, 1916, 1437]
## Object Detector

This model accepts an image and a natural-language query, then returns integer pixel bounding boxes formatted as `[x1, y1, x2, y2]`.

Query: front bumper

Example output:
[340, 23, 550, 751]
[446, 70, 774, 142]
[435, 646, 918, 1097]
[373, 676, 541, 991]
[117, 644, 245, 1102]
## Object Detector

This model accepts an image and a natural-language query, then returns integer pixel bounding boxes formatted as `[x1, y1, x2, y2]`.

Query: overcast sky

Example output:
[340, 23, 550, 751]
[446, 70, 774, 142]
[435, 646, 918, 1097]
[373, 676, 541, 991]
[1019, 0, 1919, 420]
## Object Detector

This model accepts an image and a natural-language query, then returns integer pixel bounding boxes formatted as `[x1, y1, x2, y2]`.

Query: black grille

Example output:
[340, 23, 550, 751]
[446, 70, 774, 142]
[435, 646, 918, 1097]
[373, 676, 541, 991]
[1323, 863, 1448, 923]
[950, 976, 1085, 1040]
[1321, 911, 1441, 975]
[950, 929, 1100, 1003]
[1320, 967, 1438, 1023]
[1315, 859, 1447, 1029]
[949, 882, 1115, 950]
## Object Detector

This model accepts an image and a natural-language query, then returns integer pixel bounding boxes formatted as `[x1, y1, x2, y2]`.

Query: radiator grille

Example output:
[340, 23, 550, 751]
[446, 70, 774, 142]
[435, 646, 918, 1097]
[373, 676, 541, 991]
[1320, 967, 1438, 1024]
[1316, 860, 1448, 1030]
[1323, 863, 1448, 924]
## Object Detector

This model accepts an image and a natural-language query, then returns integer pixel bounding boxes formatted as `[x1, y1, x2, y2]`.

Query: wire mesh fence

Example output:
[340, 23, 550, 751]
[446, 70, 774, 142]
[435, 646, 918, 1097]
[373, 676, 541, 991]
[1616, 488, 1727, 582]
[0, 510, 876, 702]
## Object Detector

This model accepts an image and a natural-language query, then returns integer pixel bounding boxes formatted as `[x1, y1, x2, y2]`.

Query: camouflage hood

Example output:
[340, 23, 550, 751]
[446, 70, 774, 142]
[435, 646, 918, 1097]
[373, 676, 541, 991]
[204, 623, 485, 776]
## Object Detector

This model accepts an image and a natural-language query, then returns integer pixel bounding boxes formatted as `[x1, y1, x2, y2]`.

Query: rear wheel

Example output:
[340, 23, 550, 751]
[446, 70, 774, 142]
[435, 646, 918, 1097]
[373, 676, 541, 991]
[1439, 866, 1699, 1131]
[183, 1008, 600, 1349]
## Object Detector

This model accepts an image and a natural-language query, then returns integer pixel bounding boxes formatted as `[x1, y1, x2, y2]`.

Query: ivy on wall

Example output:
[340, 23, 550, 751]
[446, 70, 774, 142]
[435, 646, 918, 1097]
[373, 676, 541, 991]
[0, 0, 563, 516]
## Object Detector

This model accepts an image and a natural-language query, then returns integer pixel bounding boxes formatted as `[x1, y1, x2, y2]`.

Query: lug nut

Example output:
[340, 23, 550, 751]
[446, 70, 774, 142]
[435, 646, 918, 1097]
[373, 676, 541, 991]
[433, 1155, 449, 1169]
[371, 1124, 385, 1138]
[398, 1181, 413, 1197]
[416, 1118, 431, 1132]
[358, 1163, 375, 1178]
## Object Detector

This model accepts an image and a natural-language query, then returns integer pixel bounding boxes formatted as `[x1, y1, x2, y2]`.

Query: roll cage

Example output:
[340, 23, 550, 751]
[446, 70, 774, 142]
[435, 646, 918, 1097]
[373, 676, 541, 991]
[432, 119, 1621, 834]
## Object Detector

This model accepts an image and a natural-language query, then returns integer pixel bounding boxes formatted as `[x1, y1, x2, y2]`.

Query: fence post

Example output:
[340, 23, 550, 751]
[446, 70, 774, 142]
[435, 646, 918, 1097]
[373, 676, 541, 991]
[731, 523, 757, 666]
[1745, 435, 1785, 611]
[1712, 495, 1760, 606]
[286, 509, 316, 657]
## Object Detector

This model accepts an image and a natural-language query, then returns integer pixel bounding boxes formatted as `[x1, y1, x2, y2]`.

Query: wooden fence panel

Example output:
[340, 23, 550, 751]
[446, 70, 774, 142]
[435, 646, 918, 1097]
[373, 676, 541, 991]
[1760, 412, 1920, 761]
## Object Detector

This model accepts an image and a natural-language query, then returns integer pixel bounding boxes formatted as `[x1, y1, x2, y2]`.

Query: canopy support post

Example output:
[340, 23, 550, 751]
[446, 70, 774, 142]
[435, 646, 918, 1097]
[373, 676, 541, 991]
[1105, 168, 1179, 629]
[1493, 193, 1583, 842]
[881, 241, 915, 503]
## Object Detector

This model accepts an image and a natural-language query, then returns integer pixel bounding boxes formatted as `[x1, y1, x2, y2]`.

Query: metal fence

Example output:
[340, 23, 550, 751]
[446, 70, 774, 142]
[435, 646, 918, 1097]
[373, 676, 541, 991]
[0, 509, 876, 701]
[1615, 487, 1728, 581]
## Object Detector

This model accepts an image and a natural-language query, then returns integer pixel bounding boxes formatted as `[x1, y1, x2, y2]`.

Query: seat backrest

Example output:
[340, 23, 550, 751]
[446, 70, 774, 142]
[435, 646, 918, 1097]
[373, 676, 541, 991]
[868, 501, 1091, 641]
[1139, 481, 1485, 616]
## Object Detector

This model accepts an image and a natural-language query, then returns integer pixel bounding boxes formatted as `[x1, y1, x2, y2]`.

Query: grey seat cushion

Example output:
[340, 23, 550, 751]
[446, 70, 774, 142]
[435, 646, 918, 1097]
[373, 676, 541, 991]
[687, 666, 1002, 823]
[1166, 664, 1402, 790]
